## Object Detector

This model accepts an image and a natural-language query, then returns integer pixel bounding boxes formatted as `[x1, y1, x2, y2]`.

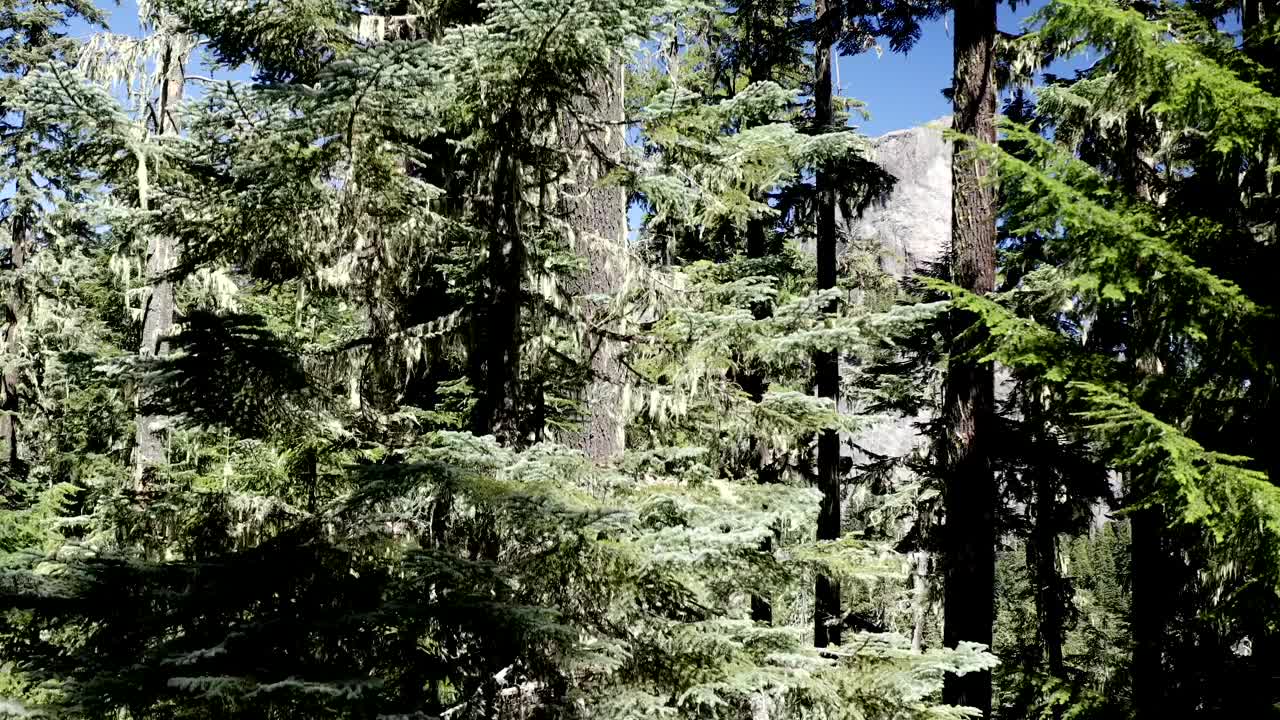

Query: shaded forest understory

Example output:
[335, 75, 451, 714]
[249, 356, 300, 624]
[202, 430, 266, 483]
[2, 0, 1279, 718]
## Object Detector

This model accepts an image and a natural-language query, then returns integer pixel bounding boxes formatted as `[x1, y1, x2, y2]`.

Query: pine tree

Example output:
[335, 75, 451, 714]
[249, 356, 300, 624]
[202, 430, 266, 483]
[811, 0, 843, 651]
[1, 0, 106, 479]
[0, 1, 998, 718]
[132, 10, 192, 480]
[932, 0, 1280, 714]
[941, 0, 998, 712]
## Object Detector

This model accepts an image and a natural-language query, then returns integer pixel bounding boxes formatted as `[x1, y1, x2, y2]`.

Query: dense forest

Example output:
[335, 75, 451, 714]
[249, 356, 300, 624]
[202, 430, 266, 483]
[0, 0, 1277, 717]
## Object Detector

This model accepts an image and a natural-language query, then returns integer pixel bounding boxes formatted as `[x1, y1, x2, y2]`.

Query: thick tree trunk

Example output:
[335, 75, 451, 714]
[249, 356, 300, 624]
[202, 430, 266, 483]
[134, 37, 187, 483]
[941, 0, 998, 711]
[473, 137, 524, 444]
[2, 209, 29, 475]
[559, 63, 626, 462]
[812, 0, 841, 650]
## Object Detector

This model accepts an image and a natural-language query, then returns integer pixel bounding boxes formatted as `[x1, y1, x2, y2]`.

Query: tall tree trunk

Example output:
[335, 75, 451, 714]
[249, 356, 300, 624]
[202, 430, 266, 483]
[1130, 498, 1165, 720]
[134, 36, 188, 483]
[2, 209, 29, 476]
[941, 0, 998, 711]
[910, 550, 930, 653]
[1119, 110, 1168, 720]
[812, 0, 841, 650]
[473, 132, 524, 444]
[1031, 468, 1065, 681]
[742, 44, 782, 626]
[559, 63, 626, 462]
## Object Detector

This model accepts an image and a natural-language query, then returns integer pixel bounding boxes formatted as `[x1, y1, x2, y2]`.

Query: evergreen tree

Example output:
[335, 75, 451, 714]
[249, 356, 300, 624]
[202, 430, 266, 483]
[811, 0, 842, 650]
[0, 0, 995, 717]
[941, 0, 998, 712]
[935, 0, 1280, 714]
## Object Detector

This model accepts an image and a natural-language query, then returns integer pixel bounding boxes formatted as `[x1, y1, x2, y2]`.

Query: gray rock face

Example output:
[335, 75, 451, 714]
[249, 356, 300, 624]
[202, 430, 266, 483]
[844, 120, 952, 465]
[847, 118, 952, 279]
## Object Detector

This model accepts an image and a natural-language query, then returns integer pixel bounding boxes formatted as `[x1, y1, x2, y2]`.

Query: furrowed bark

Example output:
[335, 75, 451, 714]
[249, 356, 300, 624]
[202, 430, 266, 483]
[134, 36, 188, 483]
[941, 0, 998, 710]
[559, 62, 627, 462]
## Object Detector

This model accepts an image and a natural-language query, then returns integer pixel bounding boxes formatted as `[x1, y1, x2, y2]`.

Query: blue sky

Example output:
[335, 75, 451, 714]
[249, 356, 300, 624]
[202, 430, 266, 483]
[842, 2, 1073, 136]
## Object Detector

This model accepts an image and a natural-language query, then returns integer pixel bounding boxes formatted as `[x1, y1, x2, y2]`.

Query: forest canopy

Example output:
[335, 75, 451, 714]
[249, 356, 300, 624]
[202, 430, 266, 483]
[0, 0, 1277, 718]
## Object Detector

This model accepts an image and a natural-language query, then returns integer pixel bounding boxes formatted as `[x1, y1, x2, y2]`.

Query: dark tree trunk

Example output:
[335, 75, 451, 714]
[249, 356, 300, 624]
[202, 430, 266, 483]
[472, 134, 524, 444]
[1130, 498, 1165, 720]
[812, 0, 841, 650]
[2, 209, 29, 476]
[134, 37, 187, 484]
[942, 0, 998, 711]
[1243, 0, 1280, 81]
[741, 278, 779, 623]
[1031, 469, 1065, 680]
[1118, 107, 1169, 720]
[740, 32, 782, 626]
[559, 63, 626, 462]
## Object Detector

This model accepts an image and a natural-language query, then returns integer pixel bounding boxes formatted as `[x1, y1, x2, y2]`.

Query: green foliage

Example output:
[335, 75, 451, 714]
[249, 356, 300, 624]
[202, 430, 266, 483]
[0, 0, 1000, 718]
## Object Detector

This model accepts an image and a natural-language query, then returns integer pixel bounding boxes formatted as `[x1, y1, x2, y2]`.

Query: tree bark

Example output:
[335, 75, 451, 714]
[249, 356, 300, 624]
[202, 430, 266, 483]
[2, 209, 30, 475]
[1120, 110, 1168, 720]
[134, 36, 188, 483]
[559, 63, 627, 462]
[472, 133, 524, 444]
[910, 550, 930, 653]
[1130, 498, 1165, 720]
[812, 0, 841, 650]
[941, 0, 998, 711]
[1031, 469, 1065, 680]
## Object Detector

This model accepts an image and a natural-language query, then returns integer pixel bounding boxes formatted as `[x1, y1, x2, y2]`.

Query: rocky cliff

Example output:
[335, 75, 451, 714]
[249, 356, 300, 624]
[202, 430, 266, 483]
[849, 118, 951, 280]
[843, 120, 952, 464]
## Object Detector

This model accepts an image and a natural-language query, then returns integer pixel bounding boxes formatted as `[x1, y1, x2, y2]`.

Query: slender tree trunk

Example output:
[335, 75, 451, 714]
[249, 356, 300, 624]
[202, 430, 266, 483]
[1130, 498, 1165, 720]
[723, 16, 787, 624]
[134, 36, 188, 483]
[942, 0, 998, 711]
[559, 63, 626, 462]
[812, 0, 842, 650]
[1117, 109, 1169, 720]
[2, 209, 30, 476]
[742, 298, 779, 623]
[741, 281, 779, 623]
[910, 550, 930, 653]
[1031, 468, 1065, 681]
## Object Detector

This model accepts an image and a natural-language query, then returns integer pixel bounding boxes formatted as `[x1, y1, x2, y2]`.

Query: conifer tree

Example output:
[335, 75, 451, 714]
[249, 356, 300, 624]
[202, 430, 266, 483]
[1, 0, 105, 478]
[811, 0, 843, 651]
[132, 11, 191, 479]
[940, 0, 998, 712]
[933, 0, 1280, 714]
[559, 62, 627, 461]
[0, 1, 996, 718]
